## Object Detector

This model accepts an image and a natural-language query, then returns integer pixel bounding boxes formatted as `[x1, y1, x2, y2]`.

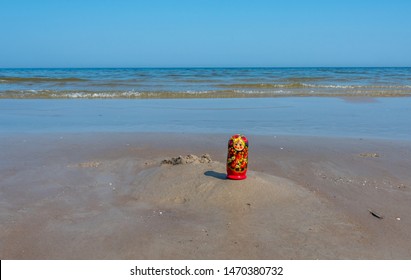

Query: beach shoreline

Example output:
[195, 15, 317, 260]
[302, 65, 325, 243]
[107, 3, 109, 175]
[1, 132, 410, 259]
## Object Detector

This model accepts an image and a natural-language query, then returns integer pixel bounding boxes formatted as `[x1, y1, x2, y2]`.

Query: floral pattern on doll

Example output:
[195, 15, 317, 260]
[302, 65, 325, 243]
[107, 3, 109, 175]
[227, 135, 248, 172]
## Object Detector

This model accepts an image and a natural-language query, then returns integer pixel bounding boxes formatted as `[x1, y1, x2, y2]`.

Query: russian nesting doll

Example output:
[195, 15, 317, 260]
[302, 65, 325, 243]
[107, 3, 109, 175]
[226, 134, 248, 180]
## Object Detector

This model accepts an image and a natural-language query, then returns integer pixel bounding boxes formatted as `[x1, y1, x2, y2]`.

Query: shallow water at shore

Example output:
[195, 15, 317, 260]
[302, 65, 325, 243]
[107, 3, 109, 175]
[1, 97, 411, 140]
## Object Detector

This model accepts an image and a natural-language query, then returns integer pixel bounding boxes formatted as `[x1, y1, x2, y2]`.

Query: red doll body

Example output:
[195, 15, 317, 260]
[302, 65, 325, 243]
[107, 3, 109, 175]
[226, 134, 248, 180]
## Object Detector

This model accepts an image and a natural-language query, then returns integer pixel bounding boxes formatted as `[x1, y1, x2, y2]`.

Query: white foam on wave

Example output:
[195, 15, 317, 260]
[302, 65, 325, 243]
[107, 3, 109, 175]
[304, 84, 411, 89]
[301, 83, 355, 89]
[233, 89, 293, 94]
[184, 90, 210, 94]
[52, 91, 144, 98]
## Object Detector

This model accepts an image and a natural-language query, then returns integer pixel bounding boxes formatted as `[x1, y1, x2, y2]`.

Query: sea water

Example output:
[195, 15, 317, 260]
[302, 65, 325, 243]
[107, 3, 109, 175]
[1, 68, 411, 140]
[1, 67, 411, 98]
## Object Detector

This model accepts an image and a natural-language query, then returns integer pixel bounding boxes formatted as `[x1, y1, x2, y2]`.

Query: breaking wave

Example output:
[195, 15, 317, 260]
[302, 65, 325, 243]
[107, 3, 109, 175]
[2, 89, 411, 99]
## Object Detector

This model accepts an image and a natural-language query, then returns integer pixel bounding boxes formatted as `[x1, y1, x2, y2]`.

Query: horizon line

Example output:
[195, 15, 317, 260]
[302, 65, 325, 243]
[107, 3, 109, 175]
[1, 66, 411, 69]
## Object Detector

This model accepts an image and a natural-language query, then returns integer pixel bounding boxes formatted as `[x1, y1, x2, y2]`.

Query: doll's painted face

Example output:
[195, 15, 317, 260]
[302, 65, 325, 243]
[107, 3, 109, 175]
[233, 138, 245, 151]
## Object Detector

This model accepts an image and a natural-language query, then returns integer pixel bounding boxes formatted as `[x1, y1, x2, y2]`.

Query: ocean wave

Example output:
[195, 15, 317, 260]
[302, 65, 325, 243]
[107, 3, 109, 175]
[217, 83, 411, 90]
[0, 76, 88, 83]
[2, 89, 411, 99]
[55, 91, 144, 99]
[217, 83, 309, 89]
[216, 83, 359, 89]
[280, 77, 328, 83]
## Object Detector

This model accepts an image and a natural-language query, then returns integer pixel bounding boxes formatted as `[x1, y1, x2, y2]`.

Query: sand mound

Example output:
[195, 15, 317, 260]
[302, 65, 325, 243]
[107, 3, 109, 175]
[1, 154, 375, 259]
[109, 160, 373, 259]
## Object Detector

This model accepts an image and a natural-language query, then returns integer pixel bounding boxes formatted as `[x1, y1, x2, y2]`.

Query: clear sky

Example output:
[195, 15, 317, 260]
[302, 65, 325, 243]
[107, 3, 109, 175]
[1, 0, 411, 68]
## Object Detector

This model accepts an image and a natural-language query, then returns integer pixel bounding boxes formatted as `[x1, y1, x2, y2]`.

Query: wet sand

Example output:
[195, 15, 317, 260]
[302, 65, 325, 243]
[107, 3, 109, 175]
[1, 133, 411, 259]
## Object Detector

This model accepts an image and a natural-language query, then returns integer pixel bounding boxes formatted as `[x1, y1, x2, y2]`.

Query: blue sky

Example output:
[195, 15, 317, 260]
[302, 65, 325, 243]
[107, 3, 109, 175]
[1, 0, 411, 67]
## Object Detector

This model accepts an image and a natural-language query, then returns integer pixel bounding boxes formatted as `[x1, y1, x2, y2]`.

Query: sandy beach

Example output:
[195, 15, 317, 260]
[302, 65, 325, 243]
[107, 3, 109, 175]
[1, 132, 410, 259]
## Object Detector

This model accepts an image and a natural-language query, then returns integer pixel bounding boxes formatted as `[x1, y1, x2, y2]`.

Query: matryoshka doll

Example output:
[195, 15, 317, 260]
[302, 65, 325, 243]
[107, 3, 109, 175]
[226, 134, 249, 180]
